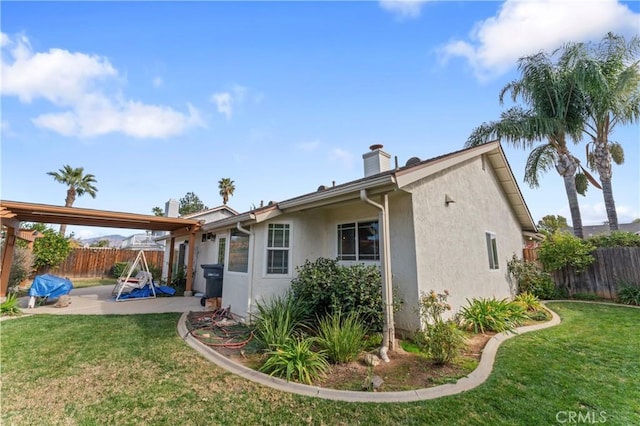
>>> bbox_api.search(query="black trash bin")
[200,264,224,307]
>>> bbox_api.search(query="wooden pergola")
[0,200,202,297]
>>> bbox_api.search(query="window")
[217,237,226,265]
[338,221,379,261]
[266,224,290,274]
[486,232,499,269]
[228,229,249,273]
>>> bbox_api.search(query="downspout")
[360,189,395,360]
[236,222,255,320]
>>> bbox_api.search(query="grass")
[1,302,638,425]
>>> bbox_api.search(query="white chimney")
[363,144,391,177]
[165,199,179,217]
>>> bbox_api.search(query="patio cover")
[0,200,202,297]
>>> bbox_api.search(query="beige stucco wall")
[403,156,523,327]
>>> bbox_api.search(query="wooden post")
[0,226,16,298]
[167,236,175,285]
[185,228,196,294]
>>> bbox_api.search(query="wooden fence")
[539,247,640,299]
[40,248,164,279]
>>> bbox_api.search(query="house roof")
[203,141,537,233]
[0,200,202,233]
[565,222,640,237]
[181,205,239,219]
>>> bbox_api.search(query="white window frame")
[486,232,499,270]
[265,223,292,277]
[337,219,380,262]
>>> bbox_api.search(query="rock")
[54,295,71,308]
[362,375,384,391]
[364,353,381,367]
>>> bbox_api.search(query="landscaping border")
[177,305,561,403]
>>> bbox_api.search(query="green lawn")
[1,302,638,425]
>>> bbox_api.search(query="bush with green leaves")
[315,310,368,364]
[259,338,329,385]
[506,255,556,299]
[588,231,640,248]
[513,292,542,312]
[253,292,308,350]
[111,262,130,278]
[538,232,595,273]
[1,292,22,316]
[617,284,640,306]
[415,290,466,365]
[30,225,72,270]
[9,245,33,288]
[290,258,401,332]
[457,298,527,334]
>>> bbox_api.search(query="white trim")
[263,222,293,279]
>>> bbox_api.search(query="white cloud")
[379,0,430,19]
[296,140,320,152]
[211,92,233,120]
[330,148,355,169]
[210,84,252,120]
[440,0,640,80]
[560,202,639,226]
[152,76,163,87]
[1,32,204,138]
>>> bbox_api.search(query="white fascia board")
[278,175,396,212]
[394,142,500,188]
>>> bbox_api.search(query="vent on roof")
[405,157,421,167]
[317,185,327,191]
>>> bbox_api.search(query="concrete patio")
[15,284,205,315]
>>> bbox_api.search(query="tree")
[179,192,207,215]
[89,240,110,248]
[218,178,236,205]
[466,51,597,239]
[47,165,98,236]
[27,224,72,270]
[151,206,164,216]
[562,33,640,231]
[537,215,568,235]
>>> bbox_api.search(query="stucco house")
[184,141,537,332]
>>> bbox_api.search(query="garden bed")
[185,309,495,392]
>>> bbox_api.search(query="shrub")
[617,285,640,306]
[539,232,595,272]
[253,292,308,350]
[111,262,130,278]
[415,290,466,365]
[588,231,640,248]
[259,338,329,385]
[315,310,368,364]
[513,292,542,312]
[9,245,33,288]
[457,298,527,334]
[506,255,556,299]
[1,292,22,316]
[31,226,72,270]
[290,258,401,332]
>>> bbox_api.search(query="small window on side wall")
[266,223,290,274]
[486,232,499,269]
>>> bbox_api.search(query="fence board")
[545,247,640,299]
[40,248,164,278]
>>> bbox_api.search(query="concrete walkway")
[9,287,563,403]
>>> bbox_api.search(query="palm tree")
[218,178,235,205]
[562,33,640,231]
[466,52,598,239]
[47,165,98,236]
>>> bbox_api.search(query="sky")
[1,0,639,239]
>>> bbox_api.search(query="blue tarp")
[28,274,73,299]
[115,283,176,300]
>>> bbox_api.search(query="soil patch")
[185,310,494,392]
